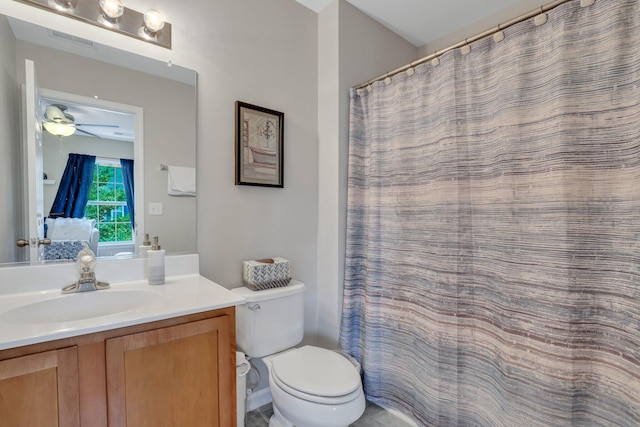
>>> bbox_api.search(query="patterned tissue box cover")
[243,257,291,291]
[44,240,86,260]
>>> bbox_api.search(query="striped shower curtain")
[339,0,640,425]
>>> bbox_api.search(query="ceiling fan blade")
[75,128,102,138]
[76,123,120,128]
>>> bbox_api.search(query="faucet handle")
[61,245,110,293]
[77,244,97,274]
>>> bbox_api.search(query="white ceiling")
[297,0,531,47]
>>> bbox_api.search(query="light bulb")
[49,0,74,12]
[43,122,76,137]
[143,9,165,33]
[99,0,124,19]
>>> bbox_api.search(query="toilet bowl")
[264,346,365,427]
[231,281,365,427]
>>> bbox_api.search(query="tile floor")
[245,400,414,427]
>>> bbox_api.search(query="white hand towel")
[167,165,196,196]
[50,217,94,240]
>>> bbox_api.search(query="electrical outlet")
[149,202,163,215]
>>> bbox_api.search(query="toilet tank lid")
[230,280,305,303]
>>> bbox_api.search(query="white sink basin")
[0,289,161,324]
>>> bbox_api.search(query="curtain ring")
[461,39,471,55]
[431,52,440,67]
[407,62,416,76]
[494,23,505,43]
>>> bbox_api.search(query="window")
[85,159,133,243]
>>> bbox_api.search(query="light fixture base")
[15,0,171,49]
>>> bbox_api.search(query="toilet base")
[269,384,363,427]
[269,403,351,427]
[268,405,293,427]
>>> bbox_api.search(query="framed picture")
[235,101,284,187]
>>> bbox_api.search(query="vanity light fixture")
[15,0,172,49]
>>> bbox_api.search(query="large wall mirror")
[0,14,196,265]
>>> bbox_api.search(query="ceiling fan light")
[43,121,76,137]
[99,0,124,19]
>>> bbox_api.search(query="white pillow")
[49,217,94,241]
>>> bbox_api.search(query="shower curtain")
[339,0,640,425]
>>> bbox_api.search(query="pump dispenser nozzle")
[147,236,165,285]
[152,236,161,250]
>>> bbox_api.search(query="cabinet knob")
[248,304,261,312]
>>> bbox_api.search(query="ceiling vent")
[49,30,96,49]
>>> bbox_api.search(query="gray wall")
[0,15,23,263]
[15,40,196,254]
[193,0,321,340]
[316,1,418,346]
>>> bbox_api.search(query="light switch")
[149,202,163,215]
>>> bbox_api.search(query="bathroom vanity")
[0,255,244,427]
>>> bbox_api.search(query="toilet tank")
[231,280,305,358]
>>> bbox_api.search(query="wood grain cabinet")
[0,347,80,427]
[0,307,236,427]
[106,316,234,427]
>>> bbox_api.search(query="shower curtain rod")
[355,0,591,90]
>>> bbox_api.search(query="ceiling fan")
[43,104,118,138]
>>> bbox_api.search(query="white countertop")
[0,274,245,351]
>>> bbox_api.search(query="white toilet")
[231,280,365,427]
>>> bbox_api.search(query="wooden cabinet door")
[0,347,80,427]
[106,316,234,427]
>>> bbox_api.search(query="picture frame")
[235,101,284,187]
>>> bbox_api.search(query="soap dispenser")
[138,233,152,257]
[147,236,165,285]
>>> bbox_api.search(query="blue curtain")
[49,153,96,218]
[340,0,640,425]
[120,158,135,230]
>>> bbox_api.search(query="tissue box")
[243,257,291,291]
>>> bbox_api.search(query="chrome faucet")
[62,244,110,293]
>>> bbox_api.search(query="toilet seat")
[270,346,362,405]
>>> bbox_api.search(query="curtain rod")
[355,0,593,90]
[94,155,130,163]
